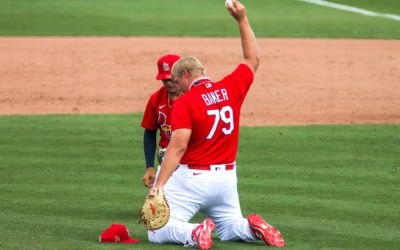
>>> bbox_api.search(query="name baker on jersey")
[201,88,229,106]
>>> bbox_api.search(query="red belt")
[187,163,235,171]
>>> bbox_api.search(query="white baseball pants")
[148,164,256,246]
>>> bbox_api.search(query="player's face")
[162,79,180,94]
[173,76,189,93]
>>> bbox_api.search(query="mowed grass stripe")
[282,219,399,249]
[244,178,398,205]
[4,179,397,220]
[252,191,399,226]
[1,114,399,249]
[279,214,397,240]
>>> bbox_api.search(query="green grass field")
[0,114,399,249]
[0,0,399,38]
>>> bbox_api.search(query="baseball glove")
[140,187,170,230]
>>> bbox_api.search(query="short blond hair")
[171,56,206,78]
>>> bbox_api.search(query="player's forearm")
[143,129,157,168]
[239,17,259,72]
[154,147,183,188]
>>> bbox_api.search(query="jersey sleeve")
[219,63,254,103]
[141,94,158,130]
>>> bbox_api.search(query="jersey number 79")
[206,106,234,139]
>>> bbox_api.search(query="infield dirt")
[0,37,399,126]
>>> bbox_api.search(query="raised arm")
[226,0,259,72]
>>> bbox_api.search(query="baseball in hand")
[225,0,233,8]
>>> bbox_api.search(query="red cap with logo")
[99,224,140,244]
[156,54,181,80]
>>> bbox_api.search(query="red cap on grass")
[156,54,181,80]
[99,224,140,244]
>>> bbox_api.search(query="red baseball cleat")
[247,214,285,247]
[191,218,215,250]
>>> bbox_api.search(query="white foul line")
[298,0,400,22]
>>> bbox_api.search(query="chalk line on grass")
[298,0,400,22]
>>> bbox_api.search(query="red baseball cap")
[99,224,140,244]
[156,54,181,80]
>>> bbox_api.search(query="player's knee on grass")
[215,218,256,242]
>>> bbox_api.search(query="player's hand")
[226,0,247,22]
[142,167,155,187]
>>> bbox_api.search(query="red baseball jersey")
[172,64,254,165]
[141,86,175,148]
